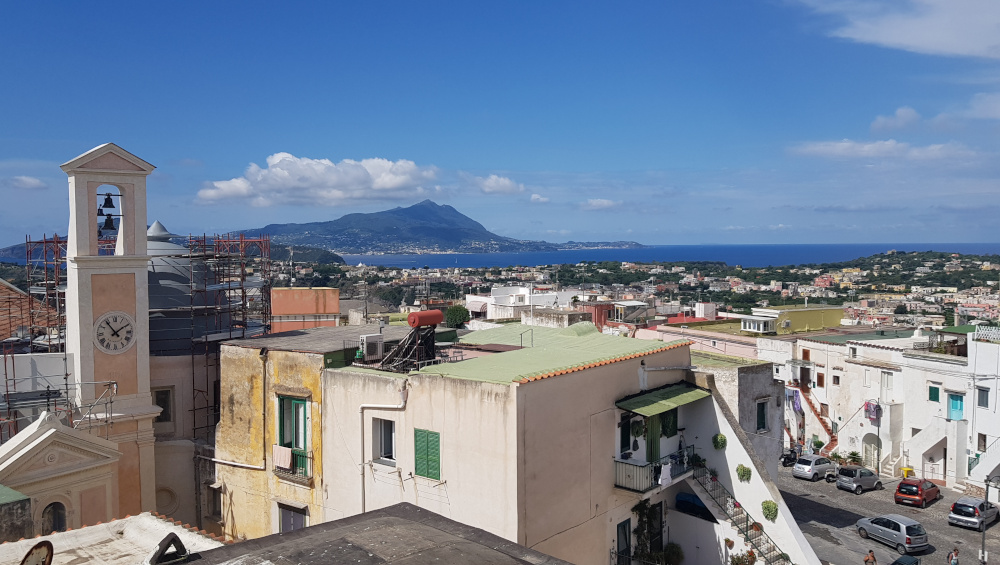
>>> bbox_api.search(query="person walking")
[947,547,959,564]
[862,549,877,564]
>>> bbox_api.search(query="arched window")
[41,501,67,533]
[95,185,123,255]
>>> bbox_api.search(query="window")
[849,347,857,359]
[880,371,892,391]
[978,387,989,409]
[928,385,940,402]
[661,408,678,438]
[755,399,768,432]
[279,396,308,450]
[980,433,988,452]
[863,369,871,387]
[278,504,307,533]
[374,418,395,464]
[153,388,173,423]
[711,340,717,348]
[207,484,222,520]
[41,502,67,533]
[619,414,631,455]
[817,372,825,388]
[833,375,841,386]
[774,366,780,375]
[414,429,441,480]
[802,349,811,361]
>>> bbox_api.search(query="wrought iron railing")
[614,445,695,493]
[273,447,312,481]
[692,467,792,564]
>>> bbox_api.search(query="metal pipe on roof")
[359,380,409,513]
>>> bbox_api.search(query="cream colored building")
[215,322,820,565]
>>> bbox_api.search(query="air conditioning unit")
[360,334,384,359]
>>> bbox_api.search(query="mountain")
[250,200,644,254]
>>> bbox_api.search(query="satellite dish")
[19,541,53,565]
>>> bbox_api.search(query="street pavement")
[777,466,1000,564]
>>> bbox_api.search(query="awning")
[616,383,711,417]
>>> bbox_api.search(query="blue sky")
[2,1,999,246]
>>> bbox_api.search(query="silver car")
[791,454,836,481]
[856,514,929,555]
[949,496,999,532]
[836,464,882,495]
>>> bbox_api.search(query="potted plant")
[761,500,779,522]
[712,433,727,450]
[751,522,763,532]
[778,552,790,563]
[631,420,645,451]
[725,538,734,549]
[736,463,752,483]
[708,467,719,481]
[690,453,706,468]
[730,549,755,565]
[662,542,684,565]
[847,450,862,464]
[813,439,825,452]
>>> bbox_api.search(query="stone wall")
[0,490,32,542]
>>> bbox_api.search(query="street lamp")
[982,474,1000,564]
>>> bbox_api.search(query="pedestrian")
[862,549,877,564]
[947,547,959,565]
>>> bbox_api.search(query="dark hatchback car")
[894,478,941,508]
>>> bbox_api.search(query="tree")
[893,304,908,314]
[445,305,470,328]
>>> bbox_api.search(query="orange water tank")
[408,310,444,327]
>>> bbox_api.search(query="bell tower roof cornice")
[60,143,156,175]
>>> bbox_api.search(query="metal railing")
[970,435,1000,474]
[692,467,792,564]
[614,445,695,493]
[273,448,312,481]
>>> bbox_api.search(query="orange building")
[271,287,342,332]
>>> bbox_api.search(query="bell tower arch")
[61,143,158,515]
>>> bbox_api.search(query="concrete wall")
[520,309,591,328]
[0,495,32,542]
[272,287,341,332]
[215,345,327,540]
[153,440,197,525]
[320,370,521,541]
[657,327,759,359]
[706,363,783,480]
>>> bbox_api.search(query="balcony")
[272,446,313,485]
[614,445,695,493]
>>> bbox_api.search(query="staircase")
[799,391,837,455]
[969,436,1000,485]
[691,467,793,564]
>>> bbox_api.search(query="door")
[279,504,306,533]
[949,394,965,420]
[616,519,631,565]
[799,367,811,391]
[649,502,663,552]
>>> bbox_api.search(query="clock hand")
[112,323,130,336]
[105,320,121,337]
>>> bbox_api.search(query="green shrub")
[712,433,727,450]
[736,463,752,483]
[444,305,470,328]
[761,500,779,522]
[813,439,825,451]
[847,451,862,464]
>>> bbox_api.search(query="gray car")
[837,464,882,494]
[791,454,836,481]
[949,496,999,532]
[856,514,929,555]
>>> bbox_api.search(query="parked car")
[791,454,836,481]
[856,514,929,555]
[949,496,999,532]
[894,478,941,508]
[836,464,882,494]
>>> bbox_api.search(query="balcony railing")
[614,445,695,493]
[273,447,313,483]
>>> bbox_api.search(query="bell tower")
[61,143,158,515]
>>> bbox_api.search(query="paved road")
[777,466,1000,564]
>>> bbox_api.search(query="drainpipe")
[359,380,409,513]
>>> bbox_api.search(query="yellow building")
[735,305,845,336]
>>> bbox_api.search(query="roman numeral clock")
[94,311,137,354]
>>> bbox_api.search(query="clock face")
[94,311,137,354]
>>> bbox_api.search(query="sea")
[342,243,1000,270]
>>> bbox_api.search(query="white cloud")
[791,139,974,159]
[871,107,921,131]
[546,229,571,235]
[768,224,792,231]
[580,198,621,210]
[470,174,525,194]
[962,92,1000,119]
[198,153,438,206]
[530,193,550,203]
[1,175,47,190]
[799,0,1000,59]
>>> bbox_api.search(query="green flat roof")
[415,322,689,384]
[938,325,978,335]
[803,330,915,345]
[0,484,28,505]
[616,383,711,416]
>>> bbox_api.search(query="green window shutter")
[427,431,441,481]
[757,401,767,431]
[414,429,428,478]
[646,415,661,461]
[929,386,940,402]
[662,409,678,438]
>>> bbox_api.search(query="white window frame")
[978,387,990,409]
[373,417,396,465]
[755,398,770,433]
[863,369,871,387]
[880,371,893,391]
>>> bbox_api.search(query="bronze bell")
[102,215,116,231]
[102,193,116,209]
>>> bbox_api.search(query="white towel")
[273,445,293,469]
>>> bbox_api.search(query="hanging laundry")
[793,390,802,413]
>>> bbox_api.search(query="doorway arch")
[41,501,67,533]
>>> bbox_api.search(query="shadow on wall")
[778,490,865,529]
